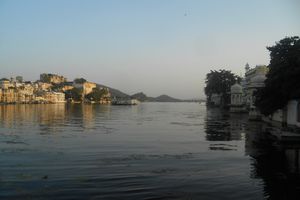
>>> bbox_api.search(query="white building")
[244,65,268,108]
[243,64,269,120]
[230,82,246,113]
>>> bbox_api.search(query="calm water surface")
[0,103,299,199]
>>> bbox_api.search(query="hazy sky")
[0,0,299,99]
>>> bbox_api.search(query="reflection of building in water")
[38,104,66,123]
[0,105,36,128]
[0,101,113,134]
[37,104,66,134]
[0,104,66,133]
[66,104,111,131]
[204,108,247,141]
[245,123,300,199]
[82,104,95,129]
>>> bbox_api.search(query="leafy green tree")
[205,69,241,107]
[85,88,107,101]
[51,83,64,92]
[64,88,82,101]
[74,78,87,84]
[256,36,300,115]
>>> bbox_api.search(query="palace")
[229,64,300,129]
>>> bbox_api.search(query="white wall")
[287,100,300,128]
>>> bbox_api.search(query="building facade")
[244,65,268,108]
[42,92,66,103]
[40,73,67,84]
[230,82,246,113]
[73,81,97,96]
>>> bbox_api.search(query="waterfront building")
[61,82,74,92]
[40,73,67,84]
[83,82,96,95]
[230,82,246,113]
[0,88,17,103]
[0,79,13,89]
[244,64,268,108]
[41,91,66,103]
[16,84,35,103]
[35,82,53,91]
[73,81,96,95]
[243,64,268,120]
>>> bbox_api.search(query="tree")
[74,78,87,84]
[256,36,300,115]
[205,69,241,107]
[64,88,82,101]
[85,88,107,102]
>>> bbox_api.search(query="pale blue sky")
[0,0,299,98]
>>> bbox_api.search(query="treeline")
[204,36,300,115]
[205,69,241,107]
[65,87,109,102]
[255,36,300,115]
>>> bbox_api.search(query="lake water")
[0,103,299,199]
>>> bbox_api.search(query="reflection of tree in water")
[65,104,112,133]
[245,123,300,199]
[0,104,113,135]
[204,108,247,141]
[0,104,67,134]
[0,105,35,128]
[38,104,66,134]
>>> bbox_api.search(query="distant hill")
[131,92,148,101]
[131,92,182,102]
[95,85,185,102]
[96,84,130,98]
[152,95,182,102]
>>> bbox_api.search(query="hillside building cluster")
[0,73,111,104]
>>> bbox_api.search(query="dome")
[231,83,243,94]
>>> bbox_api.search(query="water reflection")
[245,122,300,199]
[205,107,300,199]
[0,104,112,134]
[1,103,300,199]
[205,107,247,141]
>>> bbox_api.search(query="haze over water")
[1,103,299,199]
